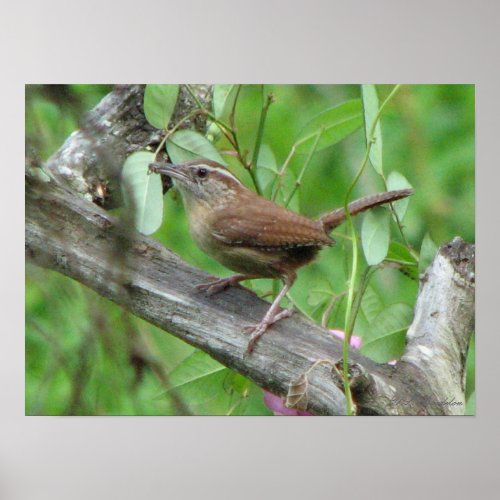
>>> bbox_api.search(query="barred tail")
[319,189,413,233]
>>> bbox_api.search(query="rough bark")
[398,239,475,414]
[25,85,475,415]
[43,84,211,208]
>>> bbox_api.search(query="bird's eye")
[197,167,208,179]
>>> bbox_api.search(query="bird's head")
[149,158,243,209]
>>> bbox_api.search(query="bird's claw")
[244,308,294,354]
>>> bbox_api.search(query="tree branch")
[348,238,474,415]
[25,176,474,415]
[399,238,475,414]
[43,84,212,207]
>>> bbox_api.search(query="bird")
[149,158,413,353]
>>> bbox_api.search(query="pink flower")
[329,329,362,349]
[263,391,312,416]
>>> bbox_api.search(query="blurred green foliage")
[25,84,474,415]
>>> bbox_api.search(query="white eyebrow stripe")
[199,164,242,184]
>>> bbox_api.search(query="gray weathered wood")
[44,84,212,208]
[400,238,475,414]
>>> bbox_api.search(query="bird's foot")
[244,308,294,354]
[195,276,242,296]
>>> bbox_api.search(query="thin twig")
[341,84,402,416]
[321,292,347,329]
[271,144,297,201]
[250,89,275,195]
[381,175,419,261]
[154,109,205,159]
[283,128,323,207]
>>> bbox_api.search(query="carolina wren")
[149,159,412,353]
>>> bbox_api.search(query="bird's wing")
[212,199,333,249]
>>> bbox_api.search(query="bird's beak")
[148,162,187,182]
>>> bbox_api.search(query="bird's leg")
[195,274,255,296]
[245,273,296,353]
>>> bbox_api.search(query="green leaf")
[256,144,278,198]
[419,233,438,273]
[166,130,227,165]
[256,145,299,211]
[276,167,300,212]
[307,290,331,308]
[213,84,235,118]
[361,303,413,363]
[387,171,413,220]
[360,286,384,323]
[168,350,226,390]
[361,84,383,175]
[387,241,418,280]
[177,369,231,409]
[295,100,363,154]
[206,122,223,144]
[121,151,163,235]
[223,371,250,395]
[239,384,273,416]
[361,208,390,265]
[164,350,227,407]
[144,84,179,129]
[234,85,263,159]
[224,376,273,416]
[387,241,417,266]
[361,330,406,363]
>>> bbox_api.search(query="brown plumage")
[149,159,413,353]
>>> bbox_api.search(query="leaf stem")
[381,175,419,261]
[154,109,203,159]
[229,85,242,132]
[250,88,275,195]
[321,292,346,329]
[184,84,263,193]
[184,84,205,108]
[283,128,323,208]
[184,85,233,136]
[342,84,401,416]
[271,144,296,201]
